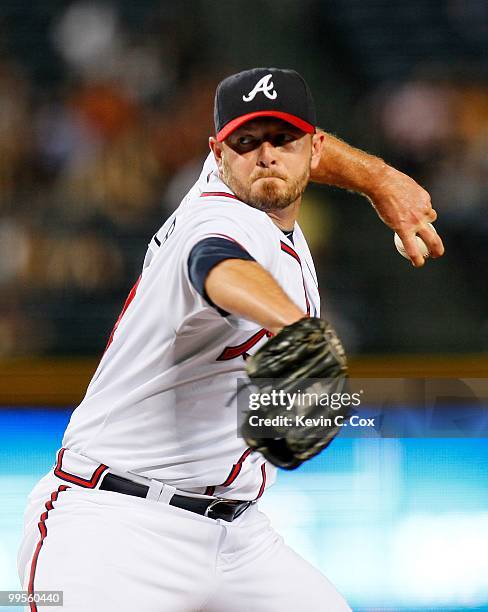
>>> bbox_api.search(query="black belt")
[99,473,252,522]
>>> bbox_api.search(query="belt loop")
[159,483,176,504]
[146,480,164,501]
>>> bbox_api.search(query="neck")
[266,199,300,231]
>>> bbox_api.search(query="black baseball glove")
[241,317,350,470]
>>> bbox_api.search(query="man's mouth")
[253,175,285,182]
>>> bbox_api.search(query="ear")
[209,137,224,172]
[310,131,325,171]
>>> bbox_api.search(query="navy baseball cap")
[214,67,316,142]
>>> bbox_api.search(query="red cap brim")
[216,111,315,142]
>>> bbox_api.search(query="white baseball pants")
[18,470,350,612]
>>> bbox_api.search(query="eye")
[238,136,257,146]
[273,133,296,146]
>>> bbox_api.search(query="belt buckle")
[204,498,252,522]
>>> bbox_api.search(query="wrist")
[269,311,306,336]
[363,159,395,201]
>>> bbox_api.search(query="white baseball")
[394,223,435,260]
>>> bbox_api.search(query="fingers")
[397,192,444,266]
[405,194,444,263]
[418,192,438,224]
[397,223,445,267]
[397,232,427,267]
[417,223,445,259]
[367,164,445,266]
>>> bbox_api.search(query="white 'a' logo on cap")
[242,74,277,102]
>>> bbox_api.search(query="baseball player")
[18,68,443,612]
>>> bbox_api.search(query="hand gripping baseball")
[241,317,350,470]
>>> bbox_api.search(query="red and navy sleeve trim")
[188,237,255,317]
[53,448,108,489]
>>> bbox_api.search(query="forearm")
[310,130,444,266]
[205,259,305,334]
[310,130,387,198]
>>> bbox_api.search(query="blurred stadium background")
[0,1,487,610]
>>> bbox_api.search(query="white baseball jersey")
[62,152,320,501]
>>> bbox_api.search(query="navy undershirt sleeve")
[188,237,256,315]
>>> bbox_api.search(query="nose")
[256,141,277,168]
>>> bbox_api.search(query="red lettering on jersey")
[104,275,142,352]
[217,328,273,361]
[217,241,312,361]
